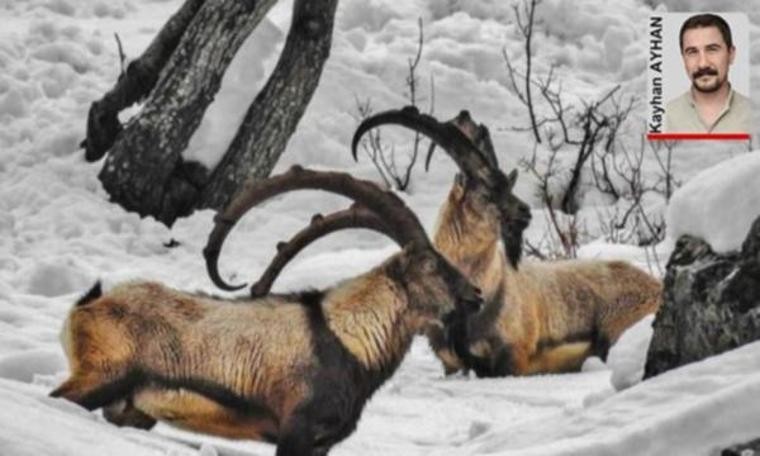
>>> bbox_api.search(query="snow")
[0,379,198,456]
[607,315,655,392]
[666,151,760,253]
[1,0,760,455]
[455,340,760,456]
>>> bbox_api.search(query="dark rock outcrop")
[722,437,760,456]
[644,215,760,378]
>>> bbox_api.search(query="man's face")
[681,25,735,93]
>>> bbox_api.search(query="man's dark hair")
[679,13,733,52]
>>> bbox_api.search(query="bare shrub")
[353,18,434,191]
[505,0,681,256]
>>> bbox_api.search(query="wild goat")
[352,106,663,377]
[50,166,482,455]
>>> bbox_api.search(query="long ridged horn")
[423,112,499,171]
[204,166,429,291]
[351,107,531,268]
[249,204,395,297]
[352,106,499,187]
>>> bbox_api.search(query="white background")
[661,12,751,102]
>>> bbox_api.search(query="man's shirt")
[665,88,751,133]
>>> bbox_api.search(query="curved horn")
[424,140,437,172]
[249,204,395,297]
[352,107,531,269]
[204,165,430,291]
[475,123,499,169]
[423,118,498,172]
[352,106,499,186]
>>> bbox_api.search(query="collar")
[687,83,736,132]
[688,83,735,112]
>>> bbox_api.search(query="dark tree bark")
[98,0,278,225]
[82,0,206,162]
[97,0,344,226]
[200,0,339,209]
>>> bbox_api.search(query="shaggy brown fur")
[351,106,661,376]
[349,106,662,377]
[53,246,479,455]
[52,167,483,456]
[431,165,662,377]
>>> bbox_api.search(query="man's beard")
[691,67,725,93]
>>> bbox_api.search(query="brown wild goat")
[352,107,663,377]
[51,166,482,456]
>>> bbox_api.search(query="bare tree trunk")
[200,0,339,209]
[82,0,206,162]
[98,0,277,225]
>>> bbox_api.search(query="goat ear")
[452,173,468,198]
[507,169,518,189]
[399,244,416,267]
[407,246,436,274]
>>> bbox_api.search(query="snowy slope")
[1,0,760,455]
[666,152,760,253]
[456,339,760,456]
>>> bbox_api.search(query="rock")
[722,437,760,456]
[645,215,760,378]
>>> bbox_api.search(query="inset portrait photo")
[647,12,750,140]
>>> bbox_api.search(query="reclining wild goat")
[220,109,662,379]
[350,106,663,377]
[50,166,482,456]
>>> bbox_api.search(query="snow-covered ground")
[1,0,760,455]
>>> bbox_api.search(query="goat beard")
[501,223,524,268]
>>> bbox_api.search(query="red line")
[647,133,751,141]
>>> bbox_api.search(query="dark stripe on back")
[293,290,325,310]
